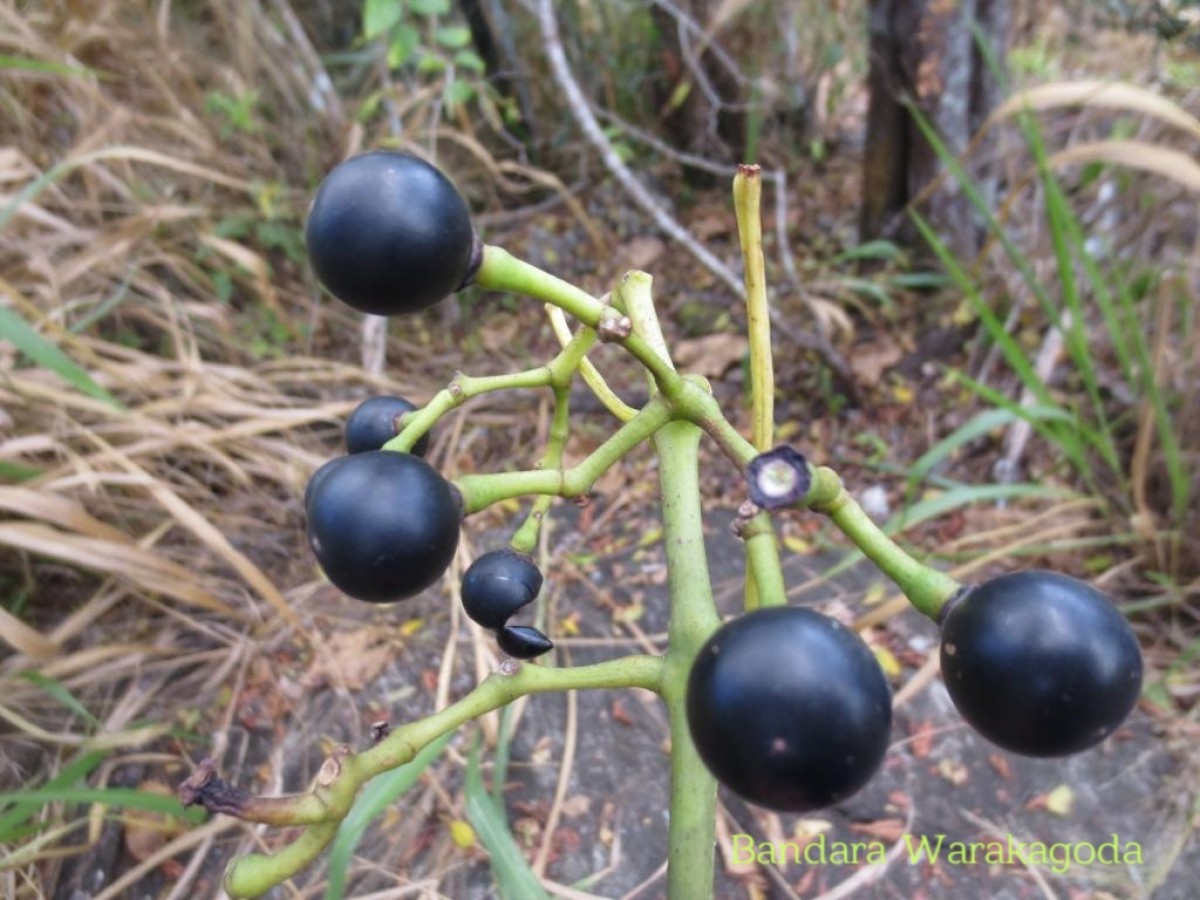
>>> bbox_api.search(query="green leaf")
[325,733,451,900]
[435,26,472,49]
[387,25,420,68]
[409,0,450,14]
[444,78,475,109]
[417,52,447,74]
[465,736,548,900]
[454,49,486,73]
[0,307,124,409]
[834,239,902,264]
[363,0,403,40]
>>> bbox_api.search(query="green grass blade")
[910,212,1056,410]
[465,735,549,900]
[0,749,109,842]
[1023,113,1124,483]
[888,482,1074,533]
[0,461,43,482]
[0,54,99,78]
[906,99,1064,330]
[0,787,203,822]
[17,670,103,729]
[906,408,1019,492]
[0,308,124,409]
[491,705,515,810]
[323,732,452,900]
[834,239,903,264]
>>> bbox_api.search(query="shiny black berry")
[345,395,430,457]
[304,454,349,513]
[686,607,892,812]
[305,450,461,603]
[306,151,477,316]
[461,548,542,629]
[939,570,1142,757]
[497,625,554,660]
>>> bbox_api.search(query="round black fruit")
[306,450,460,603]
[304,454,350,514]
[305,151,476,316]
[461,549,542,629]
[686,606,892,812]
[345,395,430,457]
[939,570,1142,757]
[496,625,554,660]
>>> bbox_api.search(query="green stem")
[617,270,673,393]
[475,245,686,400]
[454,396,674,513]
[803,466,962,619]
[733,165,774,452]
[734,165,774,612]
[653,421,720,900]
[224,823,339,899]
[510,382,571,554]
[740,510,786,609]
[384,326,598,454]
[222,656,664,897]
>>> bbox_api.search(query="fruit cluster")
[300,149,1143,819]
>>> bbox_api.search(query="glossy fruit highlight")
[461,548,542,629]
[496,624,554,660]
[686,607,892,812]
[305,450,460,603]
[306,151,476,316]
[345,395,430,457]
[939,570,1142,757]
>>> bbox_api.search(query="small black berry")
[346,395,430,457]
[461,549,542,629]
[496,625,553,660]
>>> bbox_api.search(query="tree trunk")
[860,0,1011,259]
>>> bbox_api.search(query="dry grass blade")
[992,80,1200,142]
[1046,140,1200,191]
[0,522,247,622]
[0,604,60,660]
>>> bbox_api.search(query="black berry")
[686,606,892,812]
[939,570,1142,757]
[461,548,542,629]
[306,151,477,316]
[305,450,460,603]
[346,395,430,457]
[496,625,553,660]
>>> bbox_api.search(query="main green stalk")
[654,420,721,900]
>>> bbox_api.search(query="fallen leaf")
[673,333,749,378]
[302,627,397,691]
[850,818,906,842]
[909,720,935,759]
[850,335,904,386]
[936,758,969,786]
[560,795,592,818]
[987,753,1012,780]
[449,818,476,848]
[620,236,665,270]
[122,781,185,863]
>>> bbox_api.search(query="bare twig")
[534,0,857,399]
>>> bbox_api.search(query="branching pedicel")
[180,151,1143,899]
